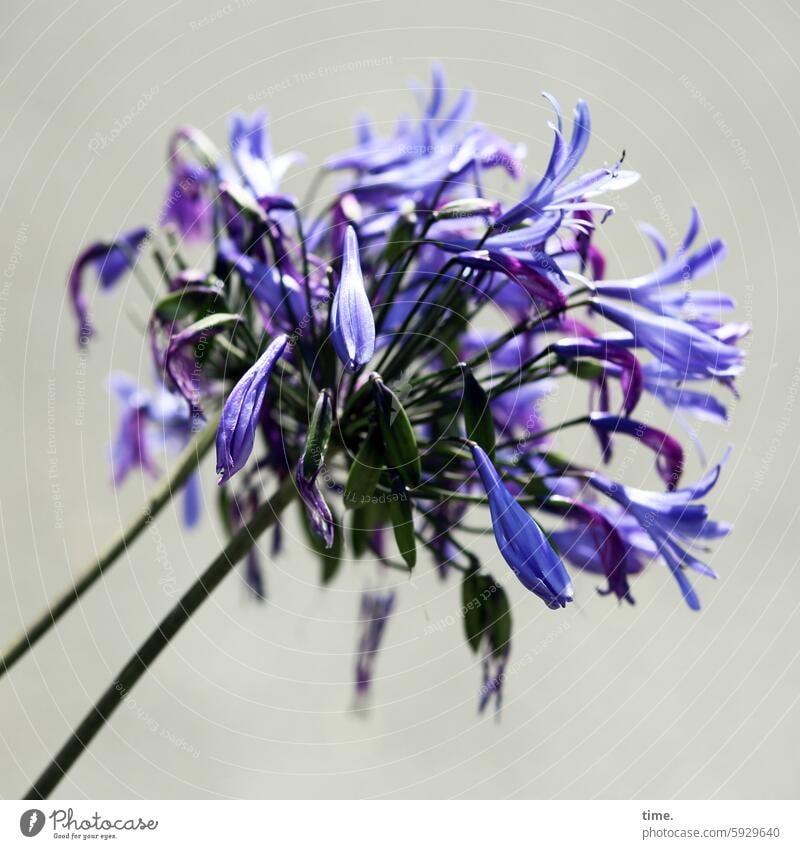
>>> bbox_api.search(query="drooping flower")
[474,576,513,714]
[471,443,573,609]
[642,362,728,462]
[551,336,644,414]
[216,334,288,483]
[549,502,653,604]
[589,412,685,490]
[586,454,732,610]
[295,467,335,548]
[331,226,375,373]
[479,645,509,714]
[355,590,395,699]
[68,227,149,343]
[163,313,242,411]
[295,390,335,547]
[456,248,568,314]
[109,374,201,527]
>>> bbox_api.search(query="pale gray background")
[0,0,798,799]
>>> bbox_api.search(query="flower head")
[68,66,746,713]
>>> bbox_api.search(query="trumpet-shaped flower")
[591,299,745,380]
[587,454,731,610]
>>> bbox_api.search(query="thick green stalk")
[0,413,220,680]
[25,472,298,800]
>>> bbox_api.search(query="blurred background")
[1,0,798,799]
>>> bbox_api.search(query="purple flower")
[216,334,288,483]
[472,444,573,609]
[161,161,212,242]
[592,223,730,320]
[181,469,201,528]
[326,66,481,178]
[110,381,158,485]
[68,227,149,343]
[457,248,568,314]
[433,213,563,255]
[551,336,644,414]
[496,96,590,228]
[355,590,395,698]
[586,454,731,610]
[352,127,522,203]
[328,67,520,206]
[331,226,375,372]
[295,465,335,548]
[589,412,685,490]
[229,110,303,202]
[165,314,241,411]
[643,362,728,424]
[218,238,307,327]
[109,374,201,527]
[550,503,653,603]
[591,299,745,381]
[493,381,556,439]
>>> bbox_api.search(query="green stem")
[466,297,594,371]
[300,167,329,211]
[293,207,317,347]
[373,257,461,375]
[372,217,437,335]
[494,415,591,449]
[25,472,298,800]
[0,414,220,681]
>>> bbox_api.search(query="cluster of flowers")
[69,67,746,711]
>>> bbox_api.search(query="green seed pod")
[372,376,422,487]
[301,389,333,480]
